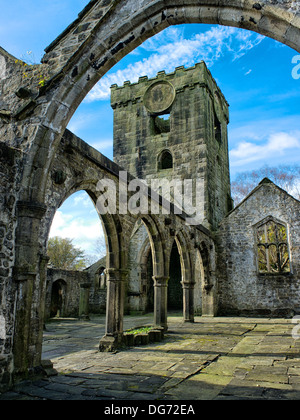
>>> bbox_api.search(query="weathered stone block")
[99,335,118,352]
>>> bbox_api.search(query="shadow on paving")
[1,315,300,400]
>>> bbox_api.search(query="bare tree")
[94,236,107,258]
[231,164,300,205]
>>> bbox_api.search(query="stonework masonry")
[0,0,300,391]
[112,62,231,230]
[216,180,300,317]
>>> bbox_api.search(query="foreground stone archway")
[13,0,300,208]
[0,0,299,390]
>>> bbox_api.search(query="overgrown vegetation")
[15,51,49,89]
[124,326,153,335]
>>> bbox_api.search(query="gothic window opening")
[158,149,173,170]
[256,218,291,274]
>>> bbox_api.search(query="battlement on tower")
[112,60,232,230]
[111,61,229,122]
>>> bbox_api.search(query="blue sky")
[1,1,299,260]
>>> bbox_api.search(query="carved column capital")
[152,276,169,287]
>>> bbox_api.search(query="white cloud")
[73,194,93,207]
[230,131,300,167]
[86,26,264,102]
[67,109,102,134]
[90,139,113,150]
[49,210,105,255]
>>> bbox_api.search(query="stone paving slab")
[1,315,300,400]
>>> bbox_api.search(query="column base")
[184,318,195,323]
[99,334,122,352]
[78,315,90,321]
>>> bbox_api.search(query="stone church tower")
[111,62,233,230]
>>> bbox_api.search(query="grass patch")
[124,326,153,335]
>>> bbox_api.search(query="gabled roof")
[225,177,300,219]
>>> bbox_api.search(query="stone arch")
[139,240,154,313]
[174,229,194,322]
[127,221,154,313]
[45,181,129,347]
[45,181,123,272]
[8,0,300,384]
[139,215,166,278]
[168,239,183,312]
[137,214,168,329]
[158,149,173,171]
[50,279,67,318]
[21,0,300,206]
[174,230,193,285]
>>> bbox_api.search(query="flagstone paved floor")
[2,314,300,400]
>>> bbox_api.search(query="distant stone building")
[45,258,107,320]
[216,178,300,317]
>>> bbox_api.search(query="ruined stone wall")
[89,285,107,315]
[0,47,51,153]
[0,143,20,390]
[45,268,90,319]
[216,181,300,317]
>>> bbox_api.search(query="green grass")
[124,326,153,335]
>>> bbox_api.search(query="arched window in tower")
[256,217,291,274]
[158,150,173,170]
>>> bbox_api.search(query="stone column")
[99,268,127,352]
[182,282,195,323]
[34,253,50,367]
[202,284,215,316]
[13,200,47,378]
[202,270,217,317]
[153,276,169,331]
[79,283,91,320]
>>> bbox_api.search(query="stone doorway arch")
[168,240,183,312]
[50,279,67,318]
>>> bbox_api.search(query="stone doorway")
[168,241,183,312]
[50,280,67,318]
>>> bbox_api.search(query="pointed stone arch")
[139,215,169,330]
[174,229,194,322]
[20,0,300,207]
